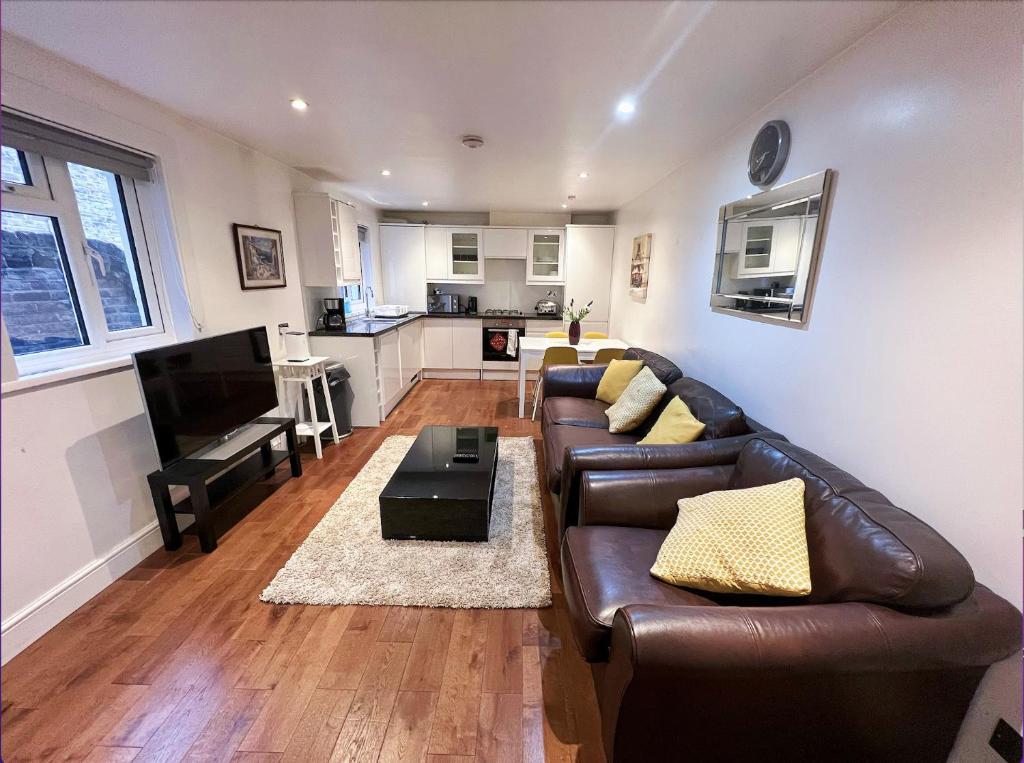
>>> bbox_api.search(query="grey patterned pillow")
[605,366,667,433]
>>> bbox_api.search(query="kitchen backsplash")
[428,259,564,312]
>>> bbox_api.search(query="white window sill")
[1,355,134,396]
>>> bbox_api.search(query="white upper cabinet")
[424,226,448,281]
[526,228,565,284]
[380,224,428,312]
[734,218,802,278]
[483,227,528,259]
[445,227,485,282]
[294,192,361,286]
[564,225,614,322]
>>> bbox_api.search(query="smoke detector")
[461,134,484,149]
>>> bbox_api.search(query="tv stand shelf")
[147,417,302,553]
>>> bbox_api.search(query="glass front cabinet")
[446,227,485,282]
[526,228,565,284]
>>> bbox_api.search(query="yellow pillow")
[637,397,706,445]
[595,359,643,404]
[651,478,811,597]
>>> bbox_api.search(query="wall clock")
[747,120,790,188]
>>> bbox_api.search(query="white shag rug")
[260,435,551,608]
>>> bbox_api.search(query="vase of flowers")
[562,299,593,346]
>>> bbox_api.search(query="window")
[341,225,375,317]
[2,145,168,375]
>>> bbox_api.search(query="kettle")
[535,291,560,315]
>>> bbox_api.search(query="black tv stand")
[146,416,302,553]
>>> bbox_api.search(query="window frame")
[2,149,173,376]
[2,146,53,201]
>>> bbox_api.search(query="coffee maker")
[319,297,347,332]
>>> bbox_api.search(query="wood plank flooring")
[1,380,606,763]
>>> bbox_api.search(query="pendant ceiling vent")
[461,135,484,149]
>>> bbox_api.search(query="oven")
[482,319,526,363]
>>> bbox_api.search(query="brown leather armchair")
[560,438,1021,762]
[541,349,785,538]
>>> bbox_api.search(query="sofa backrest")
[730,438,975,609]
[622,348,683,385]
[667,377,749,439]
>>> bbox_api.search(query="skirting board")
[0,515,188,664]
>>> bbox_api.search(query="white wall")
[610,1,1022,609]
[0,33,374,661]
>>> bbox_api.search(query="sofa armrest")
[556,431,784,538]
[577,467,734,530]
[596,587,1021,761]
[541,363,607,399]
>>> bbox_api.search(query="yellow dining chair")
[533,346,579,420]
[583,331,609,339]
[545,330,569,338]
[592,347,626,365]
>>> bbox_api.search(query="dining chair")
[583,331,609,339]
[533,346,579,420]
[591,347,626,364]
[545,330,569,338]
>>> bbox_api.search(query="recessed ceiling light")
[380,169,391,176]
[421,201,430,207]
[578,171,589,179]
[561,203,568,209]
[616,99,636,116]
[290,98,308,111]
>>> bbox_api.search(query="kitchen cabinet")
[424,226,448,281]
[564,225,614,322]
[380,224,428,311]
[720,219,744,254]
[377,330,403,410]
[293,192,362,286]
[398,321,422,384]
[422,318,454,368]
[446,227,485,282]
[734,218,802,278]
[526,228,565,284]
[451,319,483,369]
[483,227,528,259]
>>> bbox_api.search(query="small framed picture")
[233,224,286,290]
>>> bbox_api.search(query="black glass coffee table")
[380,426,499,542]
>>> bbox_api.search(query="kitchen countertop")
[308,311,563,338]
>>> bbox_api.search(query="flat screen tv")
[133,326,278,468]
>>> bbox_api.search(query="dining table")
[517,336,629,418]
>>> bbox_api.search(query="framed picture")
[233,223,286,290]
[629,232,653,302]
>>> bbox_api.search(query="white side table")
[273,356,340,459]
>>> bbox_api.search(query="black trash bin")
[310,363,354,440]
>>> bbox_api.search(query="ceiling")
[2,1,901,212]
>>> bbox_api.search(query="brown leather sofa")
[560,437,1022,762]
[541,348,784,537]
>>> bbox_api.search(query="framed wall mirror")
[710,170,834,327]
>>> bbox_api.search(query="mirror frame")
[710,169,835,329]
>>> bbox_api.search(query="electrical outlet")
[989,718,1022,763]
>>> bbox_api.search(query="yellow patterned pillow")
[651,478,811,597]
[637,396,706,445]
[595,359,643,404]
[605,366,667,433]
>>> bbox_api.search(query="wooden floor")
[1,380,607,763]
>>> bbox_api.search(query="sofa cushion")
[667,377,748,439]
[562,526,722,661]
[651,477,812,597]
[637,396,706,445]
[606,367,667,433]
[622,348,684,385]
[543,397,611,428]
[542,424,639,493]
[595,359,643,404]
[730,438,976,609]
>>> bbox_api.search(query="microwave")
[428,294,461,313]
